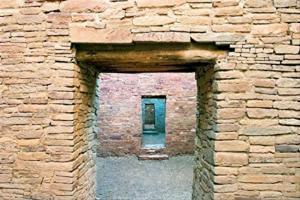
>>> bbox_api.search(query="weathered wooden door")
[142,97,166,148]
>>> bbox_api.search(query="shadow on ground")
[96,155,194,200]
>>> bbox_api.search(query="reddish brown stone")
[133,32,190,43]
[60,0,107,13]
[70,27,133,44]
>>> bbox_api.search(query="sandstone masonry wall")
[98,73,196,156]
[0,0,299,199]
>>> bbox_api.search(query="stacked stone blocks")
[0,0,299,199]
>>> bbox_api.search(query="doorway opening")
[96,71,197,199]
[141,96,166,149]
[73,43,227,199]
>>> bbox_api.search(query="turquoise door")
[142,97,166,149]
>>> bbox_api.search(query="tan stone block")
[240,126,293,136]
[228,16,252,24]
[214,6,243,16]
[191,33,246,42]
[215,183,238,192]
[44,139,74,146]
[213,0,240,7]
[174,8,210,16]
[212,24,251,32]
[215,80,251,93]
[251,24,288,36]
[46,126,74,134]
[278,88,300,95]
[217,100,245,108]
[215,152,248,166]
[247,108,277,119]
[215,124,239,132]
[245,0,272,8]
[214,175,236,184]
[215,132,239,140]
[133,32,191,43]
[215,141,250,152]
[279,110,300,119]
[239,175,283,183]
[290,23,300,33]
[250,145,275,153]
[17,139,40,147]
[133,16,175,26]
[249,136,275,145]
[0,0,18,9]
[275,134,300,144]
[217,108,245,119]
[42,2,60,13]
[260,191,283,199]
[273,101,300,110]
[247,100,273,108]
[136,0,177,7]
[215,167,238,175]
[252,79,275,88]
[18,105,48,113]
[282,14,300,23]
[275,45,300,54]
[214,193,235,200]
[177,16,211,25]
[260,164,294,174]
[60,0,107,12]
[0,173,12,183]
[18,152,47,161]
[278,122,298,131]
[239,183,296,191]
[70,27,133,44]
[215,71,243,79]
[49,91,74,100]
[52,114,74,121]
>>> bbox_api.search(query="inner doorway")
[142,96,166,149]
[74,42,227,200]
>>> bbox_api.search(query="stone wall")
[98,73,196,156]
[193,65,216,200]
[0,0,299,199]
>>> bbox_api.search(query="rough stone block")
[240,126,293,136]
[274,45,300,54]
[60,0,107,12]
[214,6,243,16]
[247,108,277,119]
[0,0,18,9]
[191,33,246,42]
[217,108,245,119]
[245,0,272,8]
[239,175,283,183]
[133,16,175,26]
[133,32,191,43]
[251,24,288,36]
[274,0,297,7]
[136,0,177,7]
[215,141,250,152]
[215,152,249,166]
[275,145,299,153]
[70,27,133,44]
[177,16,211,25]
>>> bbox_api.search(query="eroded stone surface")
[70,27,133,43]
[1,0,300,200]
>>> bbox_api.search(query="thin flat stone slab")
[60,0,107,12]
[191,33,246,43]
[138,154,169,160]
[70,27,133,44]
[133,32,191,43]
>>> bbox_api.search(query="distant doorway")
[142,96,166,149]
